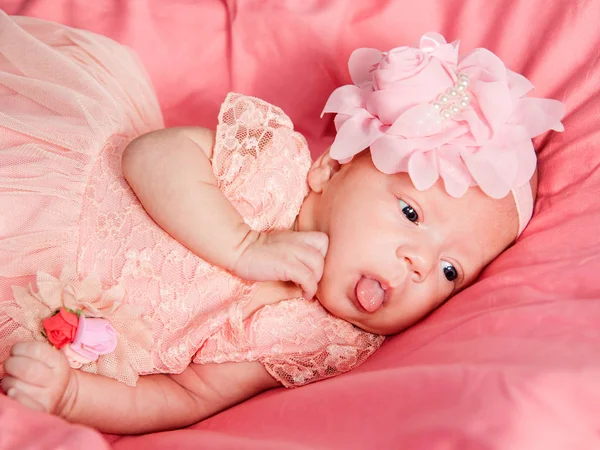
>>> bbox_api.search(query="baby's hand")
[233,230,329,299]
[1,341,76,415]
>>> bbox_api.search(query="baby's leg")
[2,342,278,434]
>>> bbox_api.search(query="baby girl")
[0,13,564,434]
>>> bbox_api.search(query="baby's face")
[311,151,518,335]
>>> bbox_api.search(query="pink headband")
[322,32,565,237]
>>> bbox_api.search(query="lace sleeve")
[253,299,385,387]
[211,93,312,232]
[193,298,385,388]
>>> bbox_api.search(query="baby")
[0,13,563,434]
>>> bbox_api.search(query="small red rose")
[42,308,79,349]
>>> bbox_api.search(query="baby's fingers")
[2,380,46,412]
[3,355,53,387]
[293,245,325,289]
[11,341,62,369]
[295,231,329,258]
[281,260,317,300]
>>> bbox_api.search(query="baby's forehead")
[364,163,519,238]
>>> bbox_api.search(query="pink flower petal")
[387,104,444,138]
[461,145,516,198]
[489,147,520,187]
[458,108,491,142]
[472,80,514,134]
[440,170,470,198]
[348,48,382,87]
[321,85,363,117]
[441,177,469,198]
[506,69,534,98]
[509,97,566,137]
[431,44,460,71]
[375,122,471,174]
[62,344,91,369]
[405,122,471,148]
[334,113,351,131]
[438,146,474,198]
[365,61,454,124]
[459,48,508,83]
[71,316,118,361]
[329,110,383,162]
[421,32,459,69]
[419,32,448,52]
[408,151,439,190]
[370,135,417,174]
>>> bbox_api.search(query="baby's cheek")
[401,284,447,327]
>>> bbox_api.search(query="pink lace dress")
[0,13,384,387]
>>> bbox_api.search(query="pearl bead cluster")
[432,73,471,119]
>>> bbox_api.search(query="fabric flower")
[7,267,153,385]
[31,266,124,317]
[42,308,79,349]
[322,32,565,199]
[69,315,118,361]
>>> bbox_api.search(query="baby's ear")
[307,148,341,193]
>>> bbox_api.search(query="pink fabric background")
[0,0,599,449]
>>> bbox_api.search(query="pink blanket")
[1,1,599,449]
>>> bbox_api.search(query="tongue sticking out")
[356,277,385,312]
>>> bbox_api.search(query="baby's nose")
[396,245,436,283]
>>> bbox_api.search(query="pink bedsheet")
[1,1,599,449]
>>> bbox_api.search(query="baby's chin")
[314,285,441,335]
[314,288,385,335]
[314,286,355,323]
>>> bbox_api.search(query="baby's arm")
[122,127,248,273]
[2,342,278,434]
[122,127,328,298]
[66,361,277,433]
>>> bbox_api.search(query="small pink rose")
[69,315,117,362]
[373,47,428,90]
[345,38,457,126]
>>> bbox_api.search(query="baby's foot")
[1,341,77,415]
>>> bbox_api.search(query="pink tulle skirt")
[0,12,163,377]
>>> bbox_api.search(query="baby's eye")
[399,199,418,223]
[441,260,458,282]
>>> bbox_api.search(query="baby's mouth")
[355,276,386,312]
